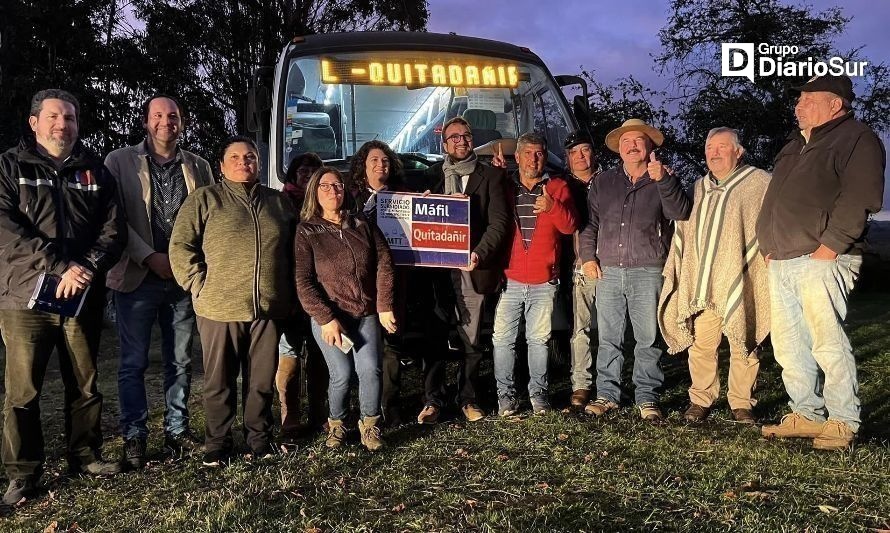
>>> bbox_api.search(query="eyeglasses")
[318,182,345,192]
[445,133,473,144]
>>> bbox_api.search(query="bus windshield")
[279,50,574,175]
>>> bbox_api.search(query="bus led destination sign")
[320,58,519,88]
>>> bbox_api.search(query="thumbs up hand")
[533,185,554,214]
[647,151,665,182]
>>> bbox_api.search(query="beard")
[40,131,75,152]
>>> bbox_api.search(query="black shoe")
[202,449,231,467]
[3,477,37,506]
[247,443,280,461]
[164,430,204,455]
[77,458,122,476]
[123,438,147,470]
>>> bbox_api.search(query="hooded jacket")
[0,137,126,309]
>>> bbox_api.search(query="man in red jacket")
[493,132,577,416]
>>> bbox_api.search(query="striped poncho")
[658,165,771,355]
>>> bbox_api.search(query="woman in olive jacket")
[294,167,395,451]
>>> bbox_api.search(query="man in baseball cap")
[757,74,885,449]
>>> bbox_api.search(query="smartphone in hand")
[338,333,354,354]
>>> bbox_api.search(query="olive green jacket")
[170,179,297,322]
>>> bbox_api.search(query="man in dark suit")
[415,116,511,424]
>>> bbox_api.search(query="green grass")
[0,289,888,532]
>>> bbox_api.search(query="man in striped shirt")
[493,132,577,416]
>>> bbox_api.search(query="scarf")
[442,152,478,194]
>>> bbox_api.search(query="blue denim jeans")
[594,266,665,405]
[311,314,382,420]
[492,279,558,402]
[115,274,195,439]
[768,254,862,431]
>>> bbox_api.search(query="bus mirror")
[246,86,271,133]
[573,94,591,126]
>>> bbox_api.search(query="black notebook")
[27,272,90,317]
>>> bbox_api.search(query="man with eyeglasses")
[415,116,511,424]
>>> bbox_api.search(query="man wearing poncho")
[658,127,771,424]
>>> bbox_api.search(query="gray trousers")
[570,271,598,391]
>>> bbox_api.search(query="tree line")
[0,0,886,181]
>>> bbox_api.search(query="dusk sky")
[428,0,889,211]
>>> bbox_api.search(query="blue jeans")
[492,279,558,401]
[311,314,382,420]
[594,266,665,405]
[768,254,862,431]
[115,274,195,439]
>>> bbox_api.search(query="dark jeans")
[196,317,279,453]
[443,270,486,407]
[0,293,106,479]
[114,274,195,439]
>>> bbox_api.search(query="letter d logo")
[722,43,755,82]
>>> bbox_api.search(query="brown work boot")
[813,420,855,450]
[570,389,590,408]
[684,403,711,423]
[731,408,756,425]
[325,419,346,449]
[585,397,619,417]
[276,356,302,440]
[761,413,824,439]
[462,404,485,422]
[416,404,440,425]
[359,416,385,451]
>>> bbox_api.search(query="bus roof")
[284,31,548,67]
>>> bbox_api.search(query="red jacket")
[504,176,577,284]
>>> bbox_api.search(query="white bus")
[247,31,591,188]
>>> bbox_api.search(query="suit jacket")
[105,140,213,292]
[428,160,512,294]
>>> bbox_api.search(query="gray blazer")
[105,140,213,292]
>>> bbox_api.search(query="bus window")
[276,50,575,178]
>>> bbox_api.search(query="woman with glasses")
[170,136,298,465]
[294,167,396,451]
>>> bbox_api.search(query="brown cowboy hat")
[605,118,665,153]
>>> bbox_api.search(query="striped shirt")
[514,173,550,248]
[148,152,187,253]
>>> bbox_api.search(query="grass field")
[0,262,888,531]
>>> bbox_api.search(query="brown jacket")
[295,214,394,325]
[105,141,213,292]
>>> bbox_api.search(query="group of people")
[0,73,884,507]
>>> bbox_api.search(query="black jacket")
[428,160,512,294]
[580,167,691,268]
[0,137,126,308]
[756,112,886,259]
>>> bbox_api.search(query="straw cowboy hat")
[605,118,665,153]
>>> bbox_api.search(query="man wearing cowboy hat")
[579,118,691,421]
[756,74,885,450]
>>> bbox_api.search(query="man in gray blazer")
[105,95,213,469]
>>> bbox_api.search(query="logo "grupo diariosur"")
[721,43,868,82]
